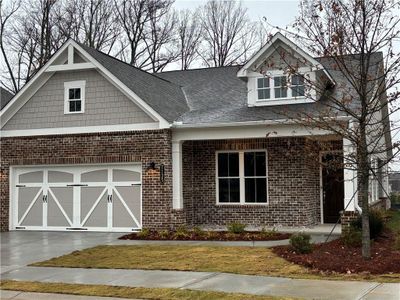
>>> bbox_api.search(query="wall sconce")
[146,162,165,184]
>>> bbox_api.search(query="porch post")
[172,140,183,209]
[343,137,358,211]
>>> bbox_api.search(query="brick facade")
[0,130,177,231]
[182,137,343,227]
[1,132,343,232]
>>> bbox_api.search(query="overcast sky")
[174,0,400,172]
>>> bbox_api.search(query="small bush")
[351,209,384,239]
[260,227,276,239]
[204,231,219,240]
[137,228,150,238]
[173,225,190,239]
[342,226,362,247]
[192,226,204,236]
[159,230,170,239]
[227,222,246,234]
[394,233,400,250]
[289,233,312,254]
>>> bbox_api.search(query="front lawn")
[0,280,297,300]
[31,244,399,282]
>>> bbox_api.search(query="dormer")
[238,33,334,106]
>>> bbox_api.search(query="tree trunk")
[358,126,371,259]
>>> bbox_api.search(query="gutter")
[171,115,352,129]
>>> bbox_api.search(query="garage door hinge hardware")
[66,184,89,187]
[107,195,113,203]
[131,183,141,186]
[16,184,26,187]
[42,195,48,203]
[67,227,88,230]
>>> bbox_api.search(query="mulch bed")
[119,230,291,241]
[273,231,400,274]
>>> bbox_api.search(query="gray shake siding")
[2,70,154,130]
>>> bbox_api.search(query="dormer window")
[64,81,86,114]
[256,74,305,102]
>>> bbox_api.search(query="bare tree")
[199,0,257,67]
[263,0,400,259]
[0,0,21,93]
[176,9,202,70]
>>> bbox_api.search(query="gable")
[2,69,154,131]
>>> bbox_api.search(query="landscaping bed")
[273,230,400,274]
[119,228,291,241]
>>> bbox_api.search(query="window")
[256,74,305,101]
[217,151,268,204]
[257,78,270,100]
[64,81,85,114]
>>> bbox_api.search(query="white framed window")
[64,80,86,114]
[256,74,305,101]
[216,150,268,205]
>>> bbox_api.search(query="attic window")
[64,81,86,114]
[257,74,305,101]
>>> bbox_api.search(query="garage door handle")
[107,195,113,203]
[66,184,89,187]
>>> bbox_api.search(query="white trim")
[1,122,160,137]
[237,32,335,84]
[46,62,96,72]
[64,80,86,114]
[68,44,74,64]
[172,141,183,209]
[215,150,269,205]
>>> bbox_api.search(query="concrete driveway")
[0,231,122,274]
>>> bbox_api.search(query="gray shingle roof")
[78,43,189,122]
[157,54,382,125]
[1,87,14,110]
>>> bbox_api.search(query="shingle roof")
[78,43,189,122]
[157,54,382,125]
[1,87,14,110]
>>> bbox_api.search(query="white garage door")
[11,164,142,232]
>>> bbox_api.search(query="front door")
[322,153,344,223]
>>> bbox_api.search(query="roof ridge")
[159,65,242,74]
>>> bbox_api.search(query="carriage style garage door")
[11,164,142,232]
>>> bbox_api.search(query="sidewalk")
[1,266,399,300]
[1,290,138,300]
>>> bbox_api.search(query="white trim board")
[1,123,160,137]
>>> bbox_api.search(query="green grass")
[0,280,298,300]
[386,210,400,232]
[30,245,400,283]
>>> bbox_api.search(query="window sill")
[252,97,315,106]
[216,203,269,207]
[64,111,84,115]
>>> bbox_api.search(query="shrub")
[351,209,384,239]
[192,226,204,236]
[159,230,170,240]
[173,225,190,239]
[342,226,362,247]
[137,228,150,238]
[289,233,312,254]
[394,232,400,250]
[204,231,219,240]
[227,222,246,234]
[260,227,276,239]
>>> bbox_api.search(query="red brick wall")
[0,130,176,231]
[182,137,342,227]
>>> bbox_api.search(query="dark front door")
[322,153,344,223]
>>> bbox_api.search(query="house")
[0,33,391,232]
[390,173,400,193]
[1,87,14,110]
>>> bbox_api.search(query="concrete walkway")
[1,290,138,300]
[1,266,399,300]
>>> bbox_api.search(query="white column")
[68,44,74,65]
[343,137,358,211]
[172,140,183,209]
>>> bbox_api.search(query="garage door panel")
[81,169,108,182]
[48,171,73,183]
[19,171,43,183]
[47,188,73,227]
[113,186,140,228]
[17,187,42,221]
[20,191,43,226]
[82,193,108,227]
[113,169,140,182]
